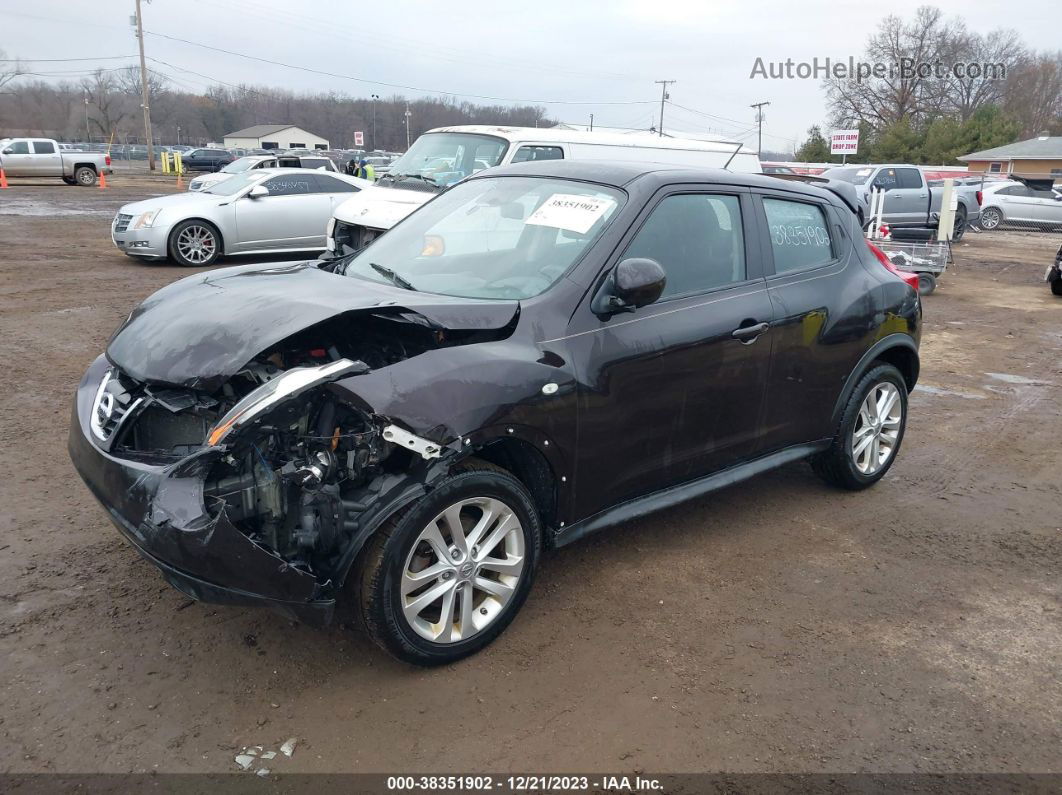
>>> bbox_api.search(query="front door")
[874,167,926,226]
[568,188,774,519]
[0,140,32,176]
[233,174,331,250]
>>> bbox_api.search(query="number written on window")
[763,198,833,273]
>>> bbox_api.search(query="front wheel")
[355,461,541,666]
[168,220,221,267]
[1051,278,1062,296]
[812,363,908,490]
[917,272,937,295]
[952,208,967,241]
[980,207,1002,230]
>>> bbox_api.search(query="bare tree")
[1003,51,1062,136]
[825,6,952,129]
[80,69,130,141]
[942,26,1026,121]
[0,48,24,93]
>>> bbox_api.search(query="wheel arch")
[831,335,919,427]
[72,161,99,173]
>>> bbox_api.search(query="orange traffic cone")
[0,168,8,189]
[175,171,183,189]
[98,170,107,189]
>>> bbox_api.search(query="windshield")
[221,157,260,174]
[823,167,873,185]
[344,176,624,300]
[384,133,508,188]
[204,172,262,196]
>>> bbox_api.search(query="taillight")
[105,155,111,166]
[867,240,920,292]
[976,190,982,206]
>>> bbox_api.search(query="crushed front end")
[68,312,465,624]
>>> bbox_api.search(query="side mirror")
[247,185,269,199]
[593,258,667,315]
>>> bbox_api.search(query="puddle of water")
[984,372,1053,386]
[913,384,987,400]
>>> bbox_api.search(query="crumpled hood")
[106,261,519,391]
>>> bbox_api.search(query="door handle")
[731,321,769,341]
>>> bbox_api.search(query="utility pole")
[403,103,411,151]
[654,80,675,137]
[370,93,379,152]
[750,101,770,158]
[134,0,155,170]
[83,93,90,142]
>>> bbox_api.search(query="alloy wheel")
[176,225,217,264]
[851,382,903,475]
[980,208,1001,230]
[400,497,525,644]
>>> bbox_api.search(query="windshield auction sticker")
[526,194,615,234]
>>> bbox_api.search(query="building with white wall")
[223,125,329,150]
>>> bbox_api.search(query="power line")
[0,55,138,63]
[140,29,656,107]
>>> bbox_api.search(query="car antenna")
[723,142,743,171]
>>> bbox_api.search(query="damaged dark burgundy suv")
[69,161,920,665]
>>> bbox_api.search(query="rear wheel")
[980,207,1002,230]
[168,220,221,267]
[917,272,937,295]
[74,166,97,186]
[952,207,967,241]
[812,363,908,490]
[355,461,541,666]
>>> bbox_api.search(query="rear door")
[754,190,880,451]
[31,140,62,175]
[568,186,774,516]
[233,174,331,250]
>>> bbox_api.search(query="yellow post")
[161,151,171,174]
[174,152,183,175]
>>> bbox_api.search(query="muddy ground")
[0,173,1059,776]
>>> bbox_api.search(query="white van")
[325,125,761,255]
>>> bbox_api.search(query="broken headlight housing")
[207,358,363,447]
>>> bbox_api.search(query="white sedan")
[979,181,1062,231]
[112,168,372,267]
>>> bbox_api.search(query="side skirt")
[553,441,829,549]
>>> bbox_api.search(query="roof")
[479,160,842,205]
[959,136,1062,162]
[224,124,298,139]
[424,125,756,156]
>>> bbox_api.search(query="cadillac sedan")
[111,168,371,267]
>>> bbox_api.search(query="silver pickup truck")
[821,164,982,240]
[0,137,113,186]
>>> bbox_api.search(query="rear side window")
[511,145,564,163]
[763,198,834,274]
[624,193,746,299]
[32,140,56,154]
[315,175,358,193]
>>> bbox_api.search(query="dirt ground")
[0,173,1059,776]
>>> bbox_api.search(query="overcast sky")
[3,0,1058,151]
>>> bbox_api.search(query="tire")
[952,208,967,241]
[74,166,97,186]
[167,219,222,267]
[917,272,937,295]
[62,176,77,186]
[355,460,541,666]
[1051,278,1062,297]
[812,363,908,490]
[980,207,1002,230]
